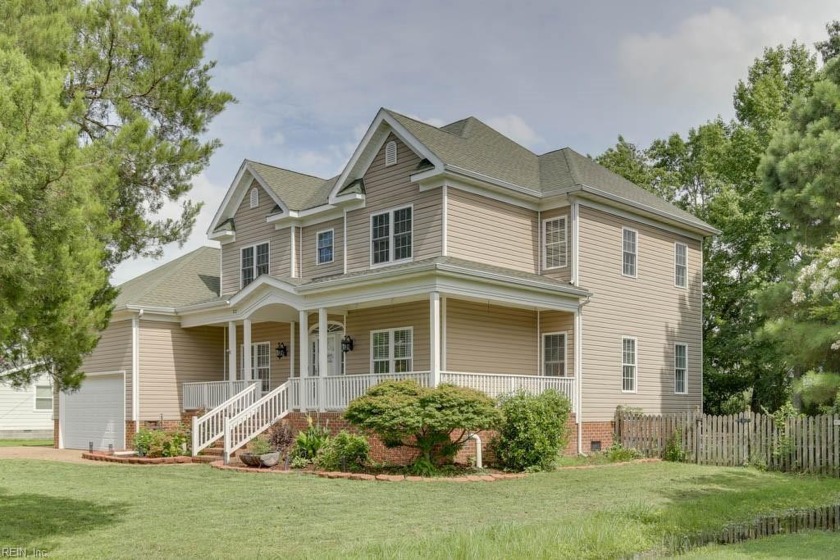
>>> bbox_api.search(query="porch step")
[198,446,238,458]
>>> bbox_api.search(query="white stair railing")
[191,382,258,456]
[223,380,291,464]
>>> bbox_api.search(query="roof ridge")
[560,147,583,185]
[246,159,327,181]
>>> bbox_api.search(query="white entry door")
[309,333,343,376]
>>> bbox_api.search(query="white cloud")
[485,115,543,150]
[617,2,835,113]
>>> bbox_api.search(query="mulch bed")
[82,452,211,465]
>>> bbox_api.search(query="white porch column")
[430,292,441,387]
[289,321,296,379]
[227,321,237,381]
[243,318,252,382]
[299,311,309,412]
[318,307,328,412]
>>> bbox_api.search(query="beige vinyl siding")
[540,207,572,283]
[78,319,133,421]
[345,301,430,374]
[578,206,702,421]
[139,322,223,420]
[446,299,538,375]
[539,311,575,377]
[447,189,538,273]
[236,322,294,390]
[301,218,343,278]
[221,179,289,295]
[345,134,442,272]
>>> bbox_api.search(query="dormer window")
[385,141,397,166]
[249,187,259,209]
[241,242,269,288]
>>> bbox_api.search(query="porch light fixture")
[275,342,288,360]
[341,335,354,353]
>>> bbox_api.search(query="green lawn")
[0,460,839,559]
[0,439,52,447]
[680,530,840,559]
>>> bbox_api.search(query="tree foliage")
[0,0,232,389]
[344,380,501,467]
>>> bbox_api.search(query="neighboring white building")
[0,373,54,439]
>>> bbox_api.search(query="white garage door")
[62,373,125,450]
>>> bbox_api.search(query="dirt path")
[0,447,107,464]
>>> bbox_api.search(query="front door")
[309,333,342,376]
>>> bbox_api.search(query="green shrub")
[315,431,370,472]
[135,426,189,458]
[345,380,500,468]
[662,430,685,462]
[293,416,330,460]
[605,442,641,462]
[290,455,309,469]
[491,390,571,472]
[248,437,271,455]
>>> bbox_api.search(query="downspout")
[468,433,483,469]
[132,310,143,434]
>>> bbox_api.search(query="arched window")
[385,140,397,166]
[249,187,259,209]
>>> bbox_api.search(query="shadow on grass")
[0,491,127,549]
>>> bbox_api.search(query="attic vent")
[385,140,397,166]
[249,187,259,209]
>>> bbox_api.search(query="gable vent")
[385,140,397,166]
[249,187,259,209]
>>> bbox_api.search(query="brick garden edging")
[82,452,212,465]
[209,460,527,482]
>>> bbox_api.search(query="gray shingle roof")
[115,247,220,309]
[247,160,337,211]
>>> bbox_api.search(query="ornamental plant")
[315,431,370,472]
[492,389,571,471]
[344,380,500,468]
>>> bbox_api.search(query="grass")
[0,460,839,559]
[680,530,840,559]
[0,439,52,447]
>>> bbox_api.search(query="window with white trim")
[241,342,271,392]
[317,229,334,265]
[249,187,259,209]
[543,217,568,269]
[385,140,397,166]
[371,206,412,265]
[35,384,52,411]
[622,228,637,277]
[543,333,567,377]
[674,344,687,394]
[241,242,269,287]
[622,337,637,392]
[674,243,687,288]
[371,328,413,373]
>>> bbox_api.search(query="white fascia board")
[208,230,235,242]
[444,165,542,198]
[435,263,591,298]
[328,109,444,203]
[537,193,572,211]
[267,205,345,228]
[123,304,177,315]
[207,160,291,236]
[425,177,540,211]
[207,160,248,236]
[226,275,301,308]
[575,187,718,237]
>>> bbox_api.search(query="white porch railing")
[191,382,258,456]
[223,380,291,463]
[289,371,432,411]
[441,371,577,411]
[183,380,256,410]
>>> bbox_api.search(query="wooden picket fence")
[615,410,840,475]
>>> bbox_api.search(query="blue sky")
[112,0,838,283]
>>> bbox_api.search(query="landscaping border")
[82,452,212,465]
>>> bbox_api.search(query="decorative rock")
[349,473,376,481]
[405,476,424,482]
[480,475,496,482]
[375,474,405,482]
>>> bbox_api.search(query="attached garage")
[60,373,125,450]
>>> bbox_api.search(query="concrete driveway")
[0,446,104,464]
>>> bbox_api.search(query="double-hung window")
[674,243,687,288]
[622,337,637,392]
[241,342,271,393]
[543,333,567,377]
[241,242,269,288]
[622,228,637,277]
[543,217,568,269]
[317,230,334,265]
[371,328,413,373]
[371,206,412,265]
[35,384,52,411]
[674,344,687,394]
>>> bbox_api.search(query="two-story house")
[54,109,716,459]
